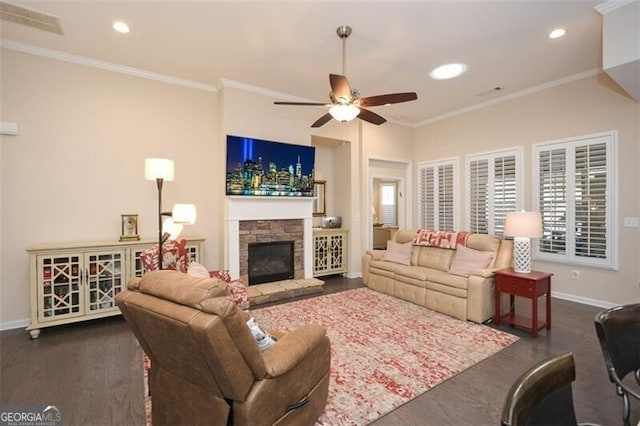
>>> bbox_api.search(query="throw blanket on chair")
[412,229,470,249]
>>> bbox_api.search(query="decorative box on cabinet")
[26,237,204,339]
[313,228,348,277]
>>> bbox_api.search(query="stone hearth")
[248,278,324,305]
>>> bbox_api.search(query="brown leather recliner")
[115,270,331,426]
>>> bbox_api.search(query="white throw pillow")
[382,240,412,266]
[448,245,494,277]
[186,261,209,278]
[246,317,276,352]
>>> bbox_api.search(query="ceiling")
[0,1,604,126]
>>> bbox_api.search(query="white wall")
[0,49,218,326]
[414,73,640,306]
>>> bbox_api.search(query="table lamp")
[504,211,542,273]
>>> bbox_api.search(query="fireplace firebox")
[248,241,294,285]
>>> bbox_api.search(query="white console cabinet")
[25,237,204,338]
[312,229,348,277]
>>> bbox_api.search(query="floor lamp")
[145,158,197,270]
[505,211,543,274]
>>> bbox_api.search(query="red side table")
[494,268,553,338]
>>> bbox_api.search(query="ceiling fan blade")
[274,101,328,106]
[359,92,418,108]
[329,74,352,102]
[311,113,333,128]
[357,108,387,125]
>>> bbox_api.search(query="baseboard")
[1,318,30,331]
[346,272,362,279]
[551,291,618,309]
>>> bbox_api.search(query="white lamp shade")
[172,203,196,224]
[329,104,360,122]
[504,211,542,238]
[162,217,183,240]
[145,158,175,181]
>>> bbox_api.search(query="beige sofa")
[362,230,513,323]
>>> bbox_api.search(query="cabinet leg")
[29,329,41,339]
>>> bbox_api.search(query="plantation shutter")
[574,143,607,259]
[538,148,567,255]
[469,159,489,233]
[419,166,435,229]
[493,155,517,236]
[438,165,454,231]
[380,183,396,225]
[466,149,520,236]
[419,160,456,231]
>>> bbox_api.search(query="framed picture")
[120,214,140,241]
[313,181,326,216]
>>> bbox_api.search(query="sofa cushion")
[382,240,412,265]
[465,234,502,268]
[370,259,413,277]
[414,246,455,272]
[449,245,494,277]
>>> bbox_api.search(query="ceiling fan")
[274,25,418,128]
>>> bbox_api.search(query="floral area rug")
[252,288,519,425]
[143,287,518,425]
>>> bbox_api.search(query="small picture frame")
[120,214,140,241]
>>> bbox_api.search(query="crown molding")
[594,0,637,15]
[416,68,601,127]
[0,39,217,93]
[219,78,314,103]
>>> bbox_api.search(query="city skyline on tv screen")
[226,135,315,196]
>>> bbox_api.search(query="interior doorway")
[367,158,411,249]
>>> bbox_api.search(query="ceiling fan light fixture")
[329,104,360,122]
[430,63,467,80]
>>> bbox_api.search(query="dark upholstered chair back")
[501,352,578,426]
[595,303,640,426]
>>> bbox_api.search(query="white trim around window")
[532,131,618,270]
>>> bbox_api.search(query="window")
[380,182,397,226]
[533,132,617,269]
[465,148,522,236]
[418,158,458,231]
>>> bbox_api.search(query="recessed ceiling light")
[548,28,566,39]
[430,63,467,80]
[112,21,130,34]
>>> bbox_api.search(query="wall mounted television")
[226,135,315,197]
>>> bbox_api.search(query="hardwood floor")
[1,276,635,425]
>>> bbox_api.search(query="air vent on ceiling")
[476,87,504,97]
[0,1,63,35]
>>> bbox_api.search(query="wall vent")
[0,1,63,35]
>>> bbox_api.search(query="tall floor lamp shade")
[505,211,543,273]
[145,158,175,270]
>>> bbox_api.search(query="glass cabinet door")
[38,254,83,322]
[85,250,124,313]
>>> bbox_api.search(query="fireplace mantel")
[225,196,314,280]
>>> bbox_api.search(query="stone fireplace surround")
[240,220,302,284]
[225,196,314,281]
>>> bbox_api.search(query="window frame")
[465,147,523,236]
[417,157,460,231]
[532,131,618,270]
